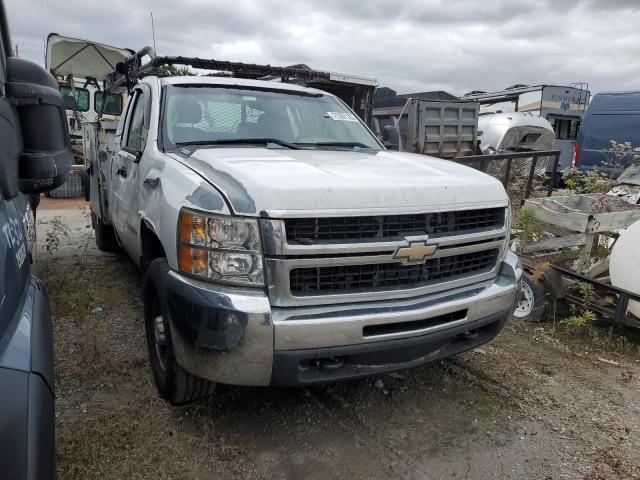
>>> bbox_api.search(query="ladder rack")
[105,46,331,91]
[569,82,590,112]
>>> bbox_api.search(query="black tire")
[143,258,215,405]
[513,272,550,323]
[92,214,119,252]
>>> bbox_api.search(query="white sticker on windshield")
[326,112,359,122]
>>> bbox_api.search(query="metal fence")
[47,167,85,198]
[453,150,561,207]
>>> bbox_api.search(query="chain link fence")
[453,150,561,208]
[47,167,85,198]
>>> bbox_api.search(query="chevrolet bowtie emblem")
[394,241,438,262]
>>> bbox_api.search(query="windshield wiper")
[297,141,372,149]
[175,138,300,150]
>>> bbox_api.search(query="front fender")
[137,151,231,271]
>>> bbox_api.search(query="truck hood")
[169,148,508,216]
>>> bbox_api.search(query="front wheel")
[143,258,215,405]
[513,272,550,323]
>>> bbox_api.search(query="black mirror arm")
[121,147,143,162]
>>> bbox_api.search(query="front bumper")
[165,251,522,386]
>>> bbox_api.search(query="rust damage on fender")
[179,156,257,215]
[185,182,225,211]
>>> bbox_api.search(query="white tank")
[610,219,640,318]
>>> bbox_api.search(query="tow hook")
[316,356,347,371]
[458,329,479,340]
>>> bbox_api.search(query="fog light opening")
[301,356,348,371]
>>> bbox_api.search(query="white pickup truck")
[87,64,522,404]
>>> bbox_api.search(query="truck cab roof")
[155,75,330,97]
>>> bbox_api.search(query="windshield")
[162,85,381,151]
[59,85,90,112]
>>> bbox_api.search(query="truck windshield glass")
[59,86,89,112]
[94,91,123,115]
[163,85,381,151]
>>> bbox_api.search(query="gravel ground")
[34,198,640,480]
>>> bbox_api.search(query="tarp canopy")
[46,33,133,81]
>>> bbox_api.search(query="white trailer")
[464,84,590,169]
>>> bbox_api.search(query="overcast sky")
[5,0,640,96]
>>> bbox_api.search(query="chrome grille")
[284,208,505,243]
[289,249,499,296]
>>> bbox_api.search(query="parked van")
[575,91,640,174]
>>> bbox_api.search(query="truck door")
[111,85,150,257]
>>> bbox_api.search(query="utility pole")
[150,12,157,53]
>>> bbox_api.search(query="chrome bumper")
[165,251,522,386]
[164,272,274,386]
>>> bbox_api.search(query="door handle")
[116,167,128,178]
[143,177,160,188]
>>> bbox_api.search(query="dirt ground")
[34,198,640,480]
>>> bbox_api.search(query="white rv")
[477,112,555,154]
[464,84,590,168]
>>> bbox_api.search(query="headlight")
[178,209,264,286]
[503,202,512,259]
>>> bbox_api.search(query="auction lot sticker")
[326,112,359,122]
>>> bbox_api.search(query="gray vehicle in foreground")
[0,1,72,477]
[88,56,522,404]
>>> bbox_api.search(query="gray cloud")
[5,0,640,96]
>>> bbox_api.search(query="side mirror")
[95,92,123,116]
[6,57,72,193]
[382,124,400,150]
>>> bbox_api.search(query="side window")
[126,90,149,151]
[115,93,135,140]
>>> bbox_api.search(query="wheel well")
[140,221,166,272]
